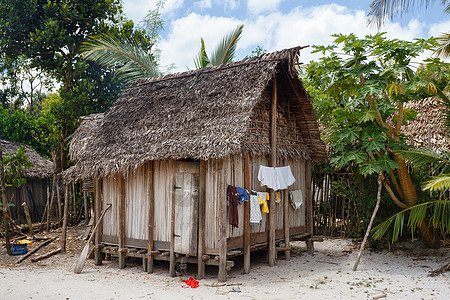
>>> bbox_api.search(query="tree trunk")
[0,149,12,255]
[393,155,440,248]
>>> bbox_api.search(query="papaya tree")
[304,33,449,248]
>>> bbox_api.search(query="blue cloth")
[236,187,249,204]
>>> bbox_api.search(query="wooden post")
[60,184,69,252]
[283,161,290,260]
[243,153,251,273]
[268,75,277,267]
[197,160,206,279]
[21,202,34,235]
[169,160,176,277]
[47,179,56,229]
[147,162,155,273]
[83,190,88,222]
[305,160,314,254]
[119,175,126,269]
[56,177,62,221]
[218,160,228,282]
[94,177,102,265]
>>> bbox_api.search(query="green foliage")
[245,46,268,58]
[194,25,244,69]
[2,146,32,188]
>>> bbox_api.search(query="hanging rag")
[257,192,270,214]
[257,165,296,191]
[276,191,281,203]
[249,191,262,225]
[236,187,249,204]
[289,190,303,210]
[227,185,239,228]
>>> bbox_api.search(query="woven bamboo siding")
[153,160,173,243]
[102,175,120,237]
[124,164,149,240]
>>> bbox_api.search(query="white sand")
[1,238,449,300]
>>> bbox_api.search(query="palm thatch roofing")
[0,139,53,178]
[403,97,449,152]
[66,46,327,180]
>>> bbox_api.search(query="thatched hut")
[403,97,449,152]
[66,46,327,281]
[1,139,53,223]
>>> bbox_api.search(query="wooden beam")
[147,161,155,273]
[94,177,102,265]
[119,175,126,269]
[169,160,176,277]
[218,160,228,282]
[197,160,206,279]
[283,162,291,260]
[268,75,277,267]
[60,184,69,253]
[243,153,251,274]
[305,159,314,254]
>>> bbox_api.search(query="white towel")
[289,190,303,210]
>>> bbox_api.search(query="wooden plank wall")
[153,160,173,243]
[102,174,120,237]
[125,164,149,240]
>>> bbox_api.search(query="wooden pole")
[119,175,126,269]
[268,75,277,267]
[305,160,314,254]
[56,177,62,221]
[94,177,103,265]
[243,153,251,273]
[283,160,290,260]
[83,190,88,222]
[47,178,56,229]
[60,184,69,252]
[0,148,11,255]
[147,162,155,273]
[218,160,228,282]
[72,182,76,220]
[197,160,206,279]
[169,160,176,277]
[21,202,34,235]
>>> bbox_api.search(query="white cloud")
[121,0,184,24]
[429,19,450,37]
[247,0,282,15]
[194,0,212,9]
[219,0,239,11]
[158,3,437,72]
[159,13,241,71]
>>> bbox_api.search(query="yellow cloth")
[17,239,32,245]
[258,192,270,213]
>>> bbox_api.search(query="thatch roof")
[0,139,53,178]
[403,97,449,152]
[66,46,327,180]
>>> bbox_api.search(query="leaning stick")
[31,247,61,262]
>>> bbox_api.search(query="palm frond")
[372,200,449,242]
[210,24,244,66]
[81,33,161,83]
[422,174,450,190]
[368,0,448,27]
[193,38,211,69]
[395,148,445,167]
[435,32,450,58]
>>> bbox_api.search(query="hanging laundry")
[236,187,249,204]
[249,191,262,225]
[276,191,282,203]
[257,192,270,214]
[289,190,303,210]
[257,165,295,191]
[227,185,239,227]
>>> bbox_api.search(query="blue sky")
[121,0,450,72]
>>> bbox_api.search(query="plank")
[243,153,251,274]
[119,176,126,269]
[147,161,155,273]
[197,160,206,279]
[169,159,176,277]
[268,75,277,267]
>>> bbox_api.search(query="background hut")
[1,139,53,223]
[66,46,327,281]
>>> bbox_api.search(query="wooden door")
[174,161,199,256]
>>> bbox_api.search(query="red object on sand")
[182,277,199,288]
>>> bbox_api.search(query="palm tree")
[368,0,450,57]
[81,32,161,83]
[193,25,244,69]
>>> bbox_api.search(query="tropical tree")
[304,33,448,248]
[193,25,244,69]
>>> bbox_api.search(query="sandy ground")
[1,226,449,300]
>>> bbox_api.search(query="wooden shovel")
[74,204,111,274]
